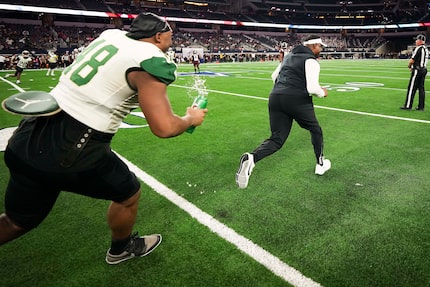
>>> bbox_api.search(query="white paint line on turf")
[171,84,430,124]
[0,75,25,91]
[116,152,322,287]
[2,74,319,286]
[315,105,430,124]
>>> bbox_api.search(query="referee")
[401,34,429,111]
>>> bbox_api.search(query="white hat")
[303,37,327,47]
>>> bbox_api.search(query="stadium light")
[0,3,427,31]
[184,1,209,6]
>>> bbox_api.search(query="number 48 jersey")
[50,29,177,134]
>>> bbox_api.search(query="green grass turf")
[0,59,429,287]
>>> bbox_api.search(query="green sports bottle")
[186,94,208,134]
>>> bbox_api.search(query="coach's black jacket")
[272,45,316,97]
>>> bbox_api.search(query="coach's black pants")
[252,91,324,164]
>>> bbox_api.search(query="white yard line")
[116,153,323,287]
[316,106,430,124]
[170,84,430,124]
[0,75,25,92]
[1,76,321,286]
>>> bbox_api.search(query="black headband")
[126,12,172,40]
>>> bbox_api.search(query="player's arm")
[305,59,327,97]
[128,70,207,138]
[409,47,421,68]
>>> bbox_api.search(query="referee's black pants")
[252,91,324,164]
[404,67,427,109]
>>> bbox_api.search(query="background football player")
[4,50,32,84]
[46,50,58,77]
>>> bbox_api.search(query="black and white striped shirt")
[411,44,429,69]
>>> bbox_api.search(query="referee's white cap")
[415,34,426,42]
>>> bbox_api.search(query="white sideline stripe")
[1,73,319,286]
[0,75,24,91]
[116,153,322,287]
[315,105,430,124]
[171,84,430,124]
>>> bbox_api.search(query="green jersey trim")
[141,57,176,85]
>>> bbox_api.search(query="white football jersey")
[48,53,58,63]
[166,49,175,62]
[50,29,177,133]
[62,53,71,61]
[17,55,32,69]
[192,54,200,62]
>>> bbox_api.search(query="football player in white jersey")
[61,50,71,67]
[71,46,85,62]
[46,50,58,76]
[4,50,32,84]
[279,42,288,62]
[1,13,208,265]
[166,47,175,63]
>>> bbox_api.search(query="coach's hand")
[322,88,328,97]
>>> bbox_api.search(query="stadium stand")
[0,0,428,63]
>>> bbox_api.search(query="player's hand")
[186,106,208,127]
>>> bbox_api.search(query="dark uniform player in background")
[192,50,200,73]
[400,34,428,111]
[236,35,330,189]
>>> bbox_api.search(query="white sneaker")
[4,74,10,78]
[236,153,255,188]
[16,80,20,84]
[315,159,331,175]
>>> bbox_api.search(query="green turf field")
[0,59,429,287]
